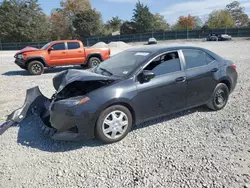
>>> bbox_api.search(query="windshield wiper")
[99,67,113,76]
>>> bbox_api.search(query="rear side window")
[206,54,215,64]
[182,49,207,69]
[67,42,80,50]
[52,43,65,50]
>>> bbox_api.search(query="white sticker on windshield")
[135,52,150,56]
[123,71,129,74]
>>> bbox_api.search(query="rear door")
[181,49,219,107]
[64,42,86,65]
[48,42,67,65]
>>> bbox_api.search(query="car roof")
[126,45,211,53]
[125,45,224,62]
[52,40,80,43]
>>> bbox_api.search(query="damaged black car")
[0,46,238,144]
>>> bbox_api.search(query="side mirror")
[139,70,155,82]
[48,47,54,51]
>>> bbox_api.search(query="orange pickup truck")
[14,40,111,75]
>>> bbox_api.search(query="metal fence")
[1,28,250,50]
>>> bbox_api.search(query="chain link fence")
[1,28,250,50]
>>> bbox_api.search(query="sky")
[16,0,250,24]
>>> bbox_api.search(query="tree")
[132,1,154,33]
[60,0,92,38]
[0,0,49,42]
[73,9,103,38]
[194,16,203,29]
[207,10,235,28]
[49,9,71,40]
[172,15,195,30]
[226,1,249,27]
[60,0,91,16]
[120,21,136,34]
[106,16,123,32]
[152,13,169,31]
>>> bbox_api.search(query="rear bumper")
[14,58,27,69]
[230,70,238,93]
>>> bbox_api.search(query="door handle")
[175,77,186,82]
[211,68,219,72]
[61,52,66,54]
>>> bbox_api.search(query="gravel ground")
[0,40,249,188]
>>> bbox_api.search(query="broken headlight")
[17,54,24,59]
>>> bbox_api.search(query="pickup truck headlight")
[17,54,24,59]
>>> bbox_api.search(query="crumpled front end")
[0,69,119,141]
[0,86,86,141]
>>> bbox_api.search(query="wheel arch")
[87,53,103,63]
[95,99,137,127]
[218,77,231,92]
[26,56,47,67]
[106,102,136,126]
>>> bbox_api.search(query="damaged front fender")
[0,86,50,135]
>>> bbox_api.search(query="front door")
[182,49,219,107]
[132,51,187,122]
[48,42,67,65]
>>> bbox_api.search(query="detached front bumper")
[14,58,27,69]
[0,87,95,141]
[0,86,50,135]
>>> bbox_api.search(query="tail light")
[232,64,236,70]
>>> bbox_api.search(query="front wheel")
[206,83,229,111]
[95,105,133,144]
[27,61,44,75]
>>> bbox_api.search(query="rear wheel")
[96,105,133,144]
[88,57,101,68]
[206,83,229,111]
[27,61,44,75]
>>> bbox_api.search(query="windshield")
[41,42,52,50]
[93,50,151,78]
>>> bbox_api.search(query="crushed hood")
[15,46,40,56]
[53,69,119,93]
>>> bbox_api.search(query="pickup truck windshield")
[41,42,52,50]
[93,50,151,78]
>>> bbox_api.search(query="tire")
[27,61,44,75]
[206,83,229,111]
[96,105,133,144]
[88,57,101,68]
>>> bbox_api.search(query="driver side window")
[144,51,181,76]
[51,43,65,50]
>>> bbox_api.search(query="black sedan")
[0,46,238,144]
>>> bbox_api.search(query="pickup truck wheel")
[27,61,44,75]
[88,57,101,68]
